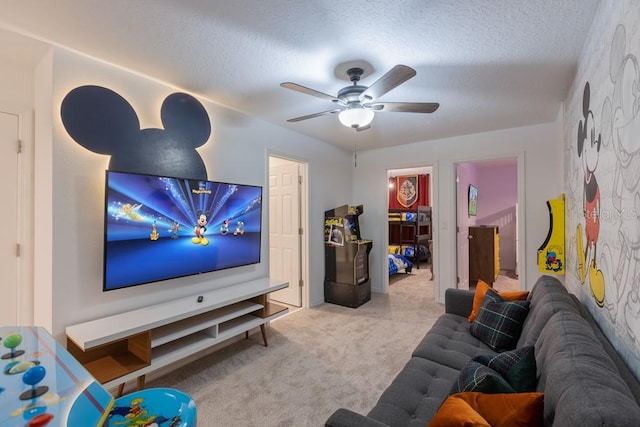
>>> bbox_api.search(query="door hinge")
[17,139,22,154]
[298,175,302,184]
[16,243,21,257]
[299,279,304,287]
[299,228,303,235]
[457,276,460,284]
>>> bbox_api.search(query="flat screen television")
[468,184,478,216]
[103,170,263,291]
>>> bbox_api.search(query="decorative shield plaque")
[396,175,418,207]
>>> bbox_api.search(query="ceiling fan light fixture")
[338,106,374,129]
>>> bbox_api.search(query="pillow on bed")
[468,280,529,322]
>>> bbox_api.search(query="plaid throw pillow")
[449,360,516,394]
[473,346,537,392]
[470,288,530,351]
[450,361,517,394]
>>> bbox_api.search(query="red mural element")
[389,174,430,209]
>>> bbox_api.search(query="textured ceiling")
[0,0,600,151]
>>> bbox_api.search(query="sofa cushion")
[536,309,640,426]
[470,289,530,351]
[429,392,544,427]
[516,275,580,347]
[366,356,460,426]
[444,288,475,317]
[473,345,536,392]
[412,313,495,370]
[468,280,529,322]
[570,294,640,404]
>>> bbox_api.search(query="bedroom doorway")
[386,167,434,290]
[455,157,519,291]
[268,155,307,308]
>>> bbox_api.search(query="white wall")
[353,117,564,302]
[0,57,34,113]
[0,48,38,326]
[456,162,478,288]
[34,47,352,339]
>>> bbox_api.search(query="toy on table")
[19,365,48,401]
[107,387,197,426]
[1,333,25,359]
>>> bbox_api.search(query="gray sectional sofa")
[325,275,640,426]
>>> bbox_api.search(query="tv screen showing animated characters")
[103,170,263,291]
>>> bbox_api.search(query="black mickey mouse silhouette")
[61,85,211,180]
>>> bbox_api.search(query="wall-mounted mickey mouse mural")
[60,85,211,181]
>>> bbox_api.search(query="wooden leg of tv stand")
[115,374,146,397]
[244,325,268,346]
[137,374,146,391]
[260,324,268,347]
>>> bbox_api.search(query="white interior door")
[269,157,302,306]
[0,111,19,325]
[456,172,470,289]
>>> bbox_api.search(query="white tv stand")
[66,278,288,394]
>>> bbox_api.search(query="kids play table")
[0,326,114,427]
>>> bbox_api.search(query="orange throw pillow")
[429,392,544,427]
[428,393,490,427]
[468,280,529,322]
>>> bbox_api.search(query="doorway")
[268,155,307,308]
[385,166,434,292]
[455,157,519,291]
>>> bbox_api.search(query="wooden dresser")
[469,225,500,285]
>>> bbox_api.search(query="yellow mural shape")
[538,195,565,274]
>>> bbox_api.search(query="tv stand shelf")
[66,278,288,392]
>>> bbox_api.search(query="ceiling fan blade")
[369,102,440,113]
[286,108,343,122]
[359,65,416,102]
[281,82,342,103]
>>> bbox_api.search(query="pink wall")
[475,163,518,270]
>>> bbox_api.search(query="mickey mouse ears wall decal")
[60,85,211,181]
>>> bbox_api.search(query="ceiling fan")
[281,64,439,131]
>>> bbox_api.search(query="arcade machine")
[537,194,565,275]
[324,204,373,308]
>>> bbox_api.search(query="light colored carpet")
[146,268,443,426]
[494,269,519,292]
